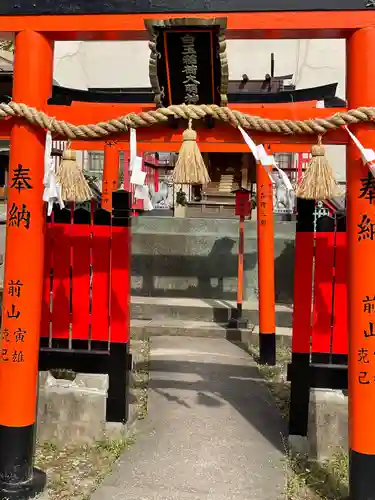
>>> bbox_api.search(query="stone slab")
[132,217,296,237]
[131,221,296,302]
[36,341,147,446]
[308,389,348,462]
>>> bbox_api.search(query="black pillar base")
[350,449,375,500]
[259,333,276,365]
[228,317,248,329]
[228,304,248,329]
[288,353,310,436]
[0,424,46,500]
[0,468,46,500]
[106,342,131,423]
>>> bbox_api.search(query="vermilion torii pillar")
[0,31,53,498]
[102,140,120,212]
[347,27,375,500]
[256,159,276,366]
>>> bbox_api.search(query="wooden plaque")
[145,18,228,107]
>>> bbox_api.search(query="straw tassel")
[296,136,341,200]
[56,146,92,203]
[172,119,211,185]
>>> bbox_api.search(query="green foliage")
[0,41,14,52]
[251,194,257,209]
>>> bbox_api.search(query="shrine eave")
[0,71,343,106]
[47,83,344,106]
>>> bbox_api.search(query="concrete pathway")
[92,336,287,500]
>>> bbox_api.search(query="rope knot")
[311,145,325,157]
[182,119,197,141]
[311,135,325,157]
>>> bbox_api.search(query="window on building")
[87,151,104,182]
[275,153,292,171]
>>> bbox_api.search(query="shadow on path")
[148,340,287,454]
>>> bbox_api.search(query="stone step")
[131,296,293,327]
[131,318,254,340]
[131,318,292,346]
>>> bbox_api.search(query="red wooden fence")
[288,198,348,438]
[41,205,130,348]
[39,190,132,423]
[292,200,348,362]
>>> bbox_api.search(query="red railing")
[41,203,130,347]
[39,190,132,423]
[292,199,348,361]
[288,198,347,438]
[295,152,312,183]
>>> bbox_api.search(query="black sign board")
[146,19,228,107]
[0,0,372,15]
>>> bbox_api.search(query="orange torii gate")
[0,3,373,500]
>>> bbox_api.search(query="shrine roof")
[0,71,345,106]
[49,83,343,106]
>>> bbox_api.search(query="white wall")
[54,42,90,90]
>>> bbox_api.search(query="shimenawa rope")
[1,101,375,139]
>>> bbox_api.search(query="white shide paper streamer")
[238,126,295,211]
[43,131,64,216]
[129,127,153,210]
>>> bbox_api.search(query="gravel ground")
[247,343,348,500]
